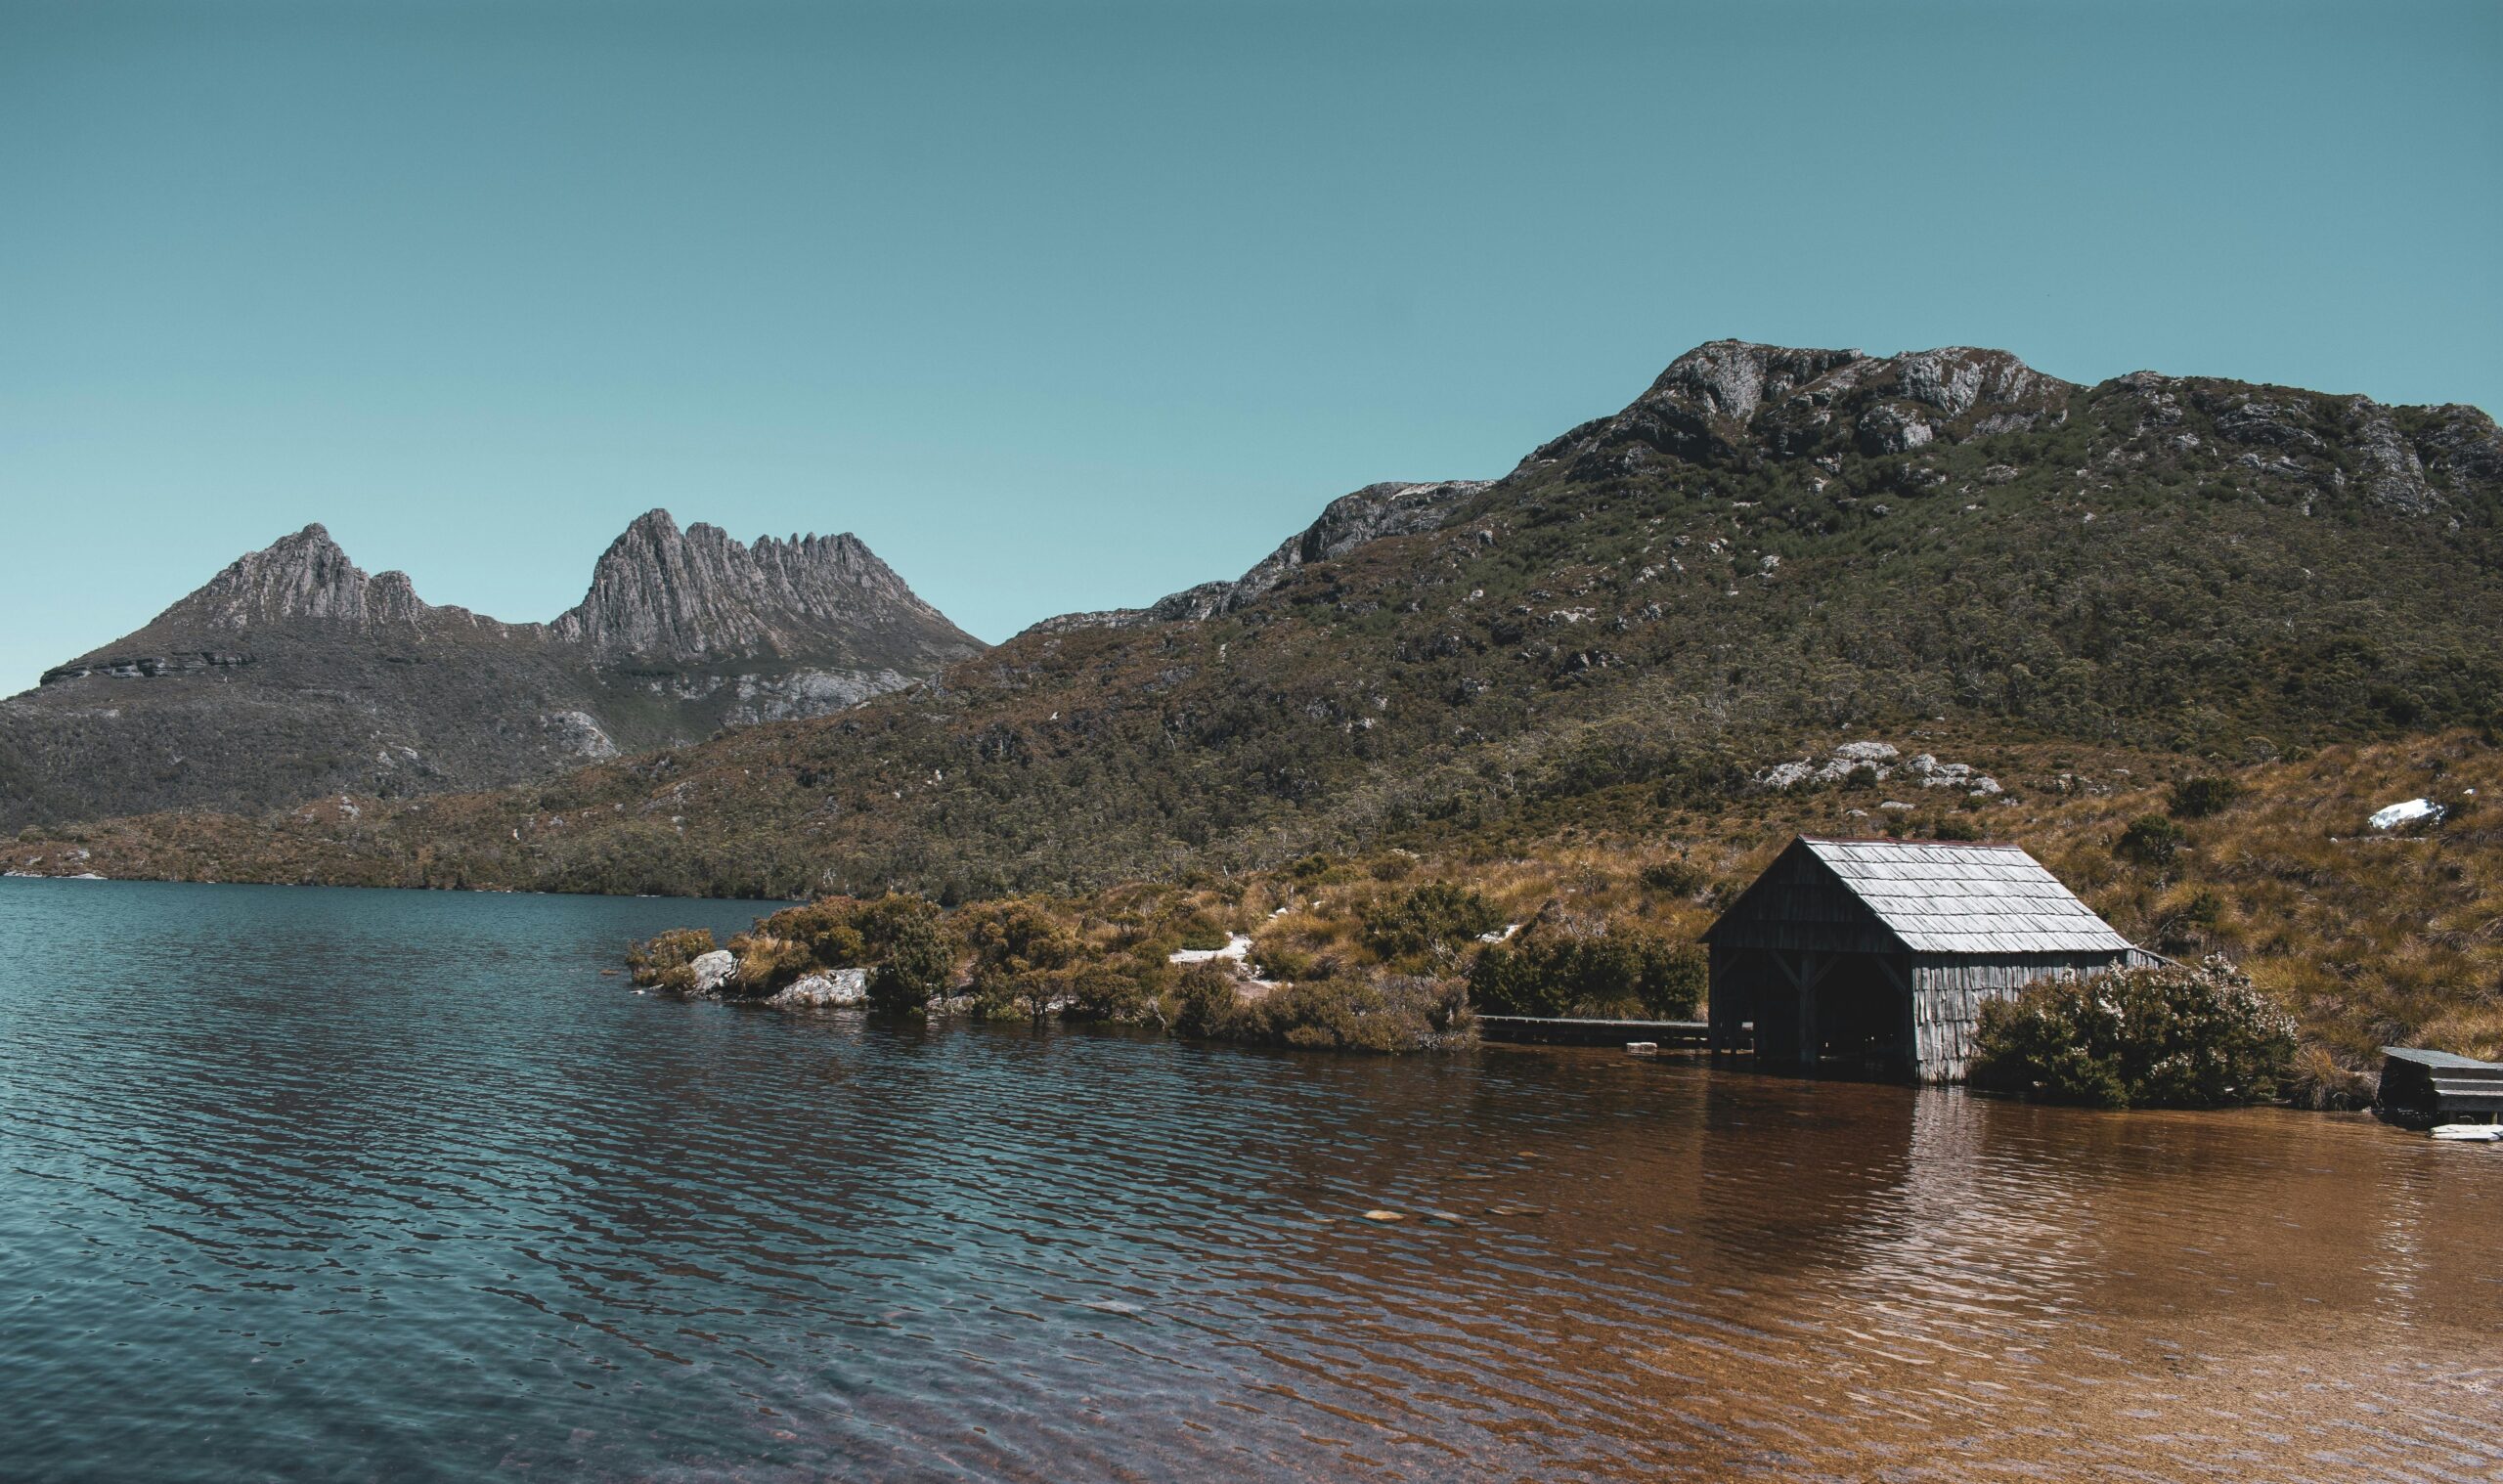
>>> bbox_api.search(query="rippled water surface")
[4,879,2500,1482]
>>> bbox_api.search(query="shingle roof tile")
[1799,838,2133,954]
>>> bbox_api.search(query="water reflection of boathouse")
[1704,837,2157,1083]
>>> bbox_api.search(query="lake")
[2,877,2498,1482]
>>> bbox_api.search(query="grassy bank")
[610,730,2500,1074]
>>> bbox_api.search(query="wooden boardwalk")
[1477,1016,1713,1048]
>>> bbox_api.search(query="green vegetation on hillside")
[26,371,2499,899]
[11,345,2500,1075]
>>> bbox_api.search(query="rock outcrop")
[550,510,970,665]
[1756,742,2002,798]
[40,650,251,686]
[170,524,432,632]
[1516,341,2074,479]
[2106,374,2502,520]
[772,968,870,1007]
[688,950,738,995]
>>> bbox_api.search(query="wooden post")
[1872,955,1916,1081]
[1794,949,1819,1070]
[1705,944,1725,1059]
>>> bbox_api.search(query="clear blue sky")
[4,0,2497,690]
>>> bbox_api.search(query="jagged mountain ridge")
[153,521,434,633]
[15,338,2503,899]
[550,513,966,663]
[0,509,984,827]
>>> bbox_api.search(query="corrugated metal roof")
[1799,838,2133,954]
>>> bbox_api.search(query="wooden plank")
[1477,1016,1713,1048]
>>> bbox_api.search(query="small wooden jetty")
[2375,1047,2503,1129]
[1477,1016,1712,1048]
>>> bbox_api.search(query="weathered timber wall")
[1910,952,2136,1084]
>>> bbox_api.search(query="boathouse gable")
[1705,837,2150,1084]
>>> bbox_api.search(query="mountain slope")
[0,510,983,827]
[17,341,2502,898]
[1026,479,1493,633]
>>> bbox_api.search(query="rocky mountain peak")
[162,522,429,632]
[15,505,987,826]
[1521,340,2078,476]
[1647,341,1872,424]
[550,508,974,664]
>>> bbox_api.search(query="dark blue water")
[4,878,2499,1483]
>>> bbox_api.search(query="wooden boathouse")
[1704,837,2157,1084]
[2374,1047,2503,1128]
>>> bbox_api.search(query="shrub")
[1969,956,2298,1109]
[1174,969,1471,1053]
[1639,856,1711,897]
[971,967,1069,1022]
[2116,813,2185,867]
[959,897,1083,1020]
[868,905,955,1014]
[1171,911,1230,952]
[1258,974,1472,1053]
[1470,920,1703,1019]
[1063,961,1164,1023]
[1173,961,1252,1038]
[1931,816,1985,842]
[725,931,815,997]
[705,893,956,998]
[748,896,871,967]
[1359,882,1502,963]
[626,927,717,990]
[1251,940,1317,982]
[2167,775,2242,819]
[2150,888,2225,955]
[2284,1044,2379,1112]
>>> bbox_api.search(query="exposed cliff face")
[0,511,984,827]
[1518,340,2076,476]
[550,510,972,665]
[168,523,432,631]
